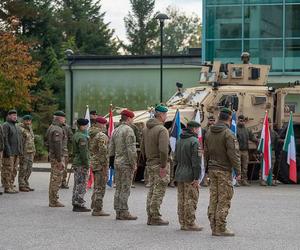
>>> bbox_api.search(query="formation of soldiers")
[0,103,281,237]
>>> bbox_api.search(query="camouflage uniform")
[204,121,241,235]
[72,130,89,207]
[90,127,109,212]
[109,123,137,214]
[0,125,3,186]
[61,124,73,187]
[18,123,35,189]
[45,120,65,205]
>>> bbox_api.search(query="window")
[285,39,300,72]
[218,95,239,111]
[207,0,242,5]
[286,5,300,38]
[206,40,242,63]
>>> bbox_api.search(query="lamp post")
[65,49,74,127]
[155,13,169,104]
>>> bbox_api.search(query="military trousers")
[146,163,170,219]
[0,151,3,185]
[2,155,19,190]
[61,155,70,185]
[49,158,64,204]
[177,182,199,227]
[208,169,233,232]
[91,167,107,211]
[114,164,133,212]
[19,153,34,188]
[72,165,89,207]
[240,150,249,180]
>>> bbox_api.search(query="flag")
[194,110,205,182]
[84,105,91,129]
[283,112,297,183]
[258,112,272,185]
[107,168,114,187]
[231,112,237,136]
[170,110,181,152]
[108,105,114,138]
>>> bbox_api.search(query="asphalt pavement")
[0,164,300,250]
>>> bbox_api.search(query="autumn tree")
[0,32,40,111]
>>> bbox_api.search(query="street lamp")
[155,13,169,103]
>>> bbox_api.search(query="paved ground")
[1,165,300,250]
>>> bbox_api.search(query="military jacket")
[20,123,35,154]
[62,124,73,155]
[45,120,64,162]
[90,128,109,171]
[72,130,89,167]
[3,120,23,157]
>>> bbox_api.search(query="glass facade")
[203,0,300,73]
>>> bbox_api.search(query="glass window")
[285,0,300,3]
[286,5,300,38]
[285,39,300,72]
[244,0,283,3]
[206,6,242,39]
[244,40,283,72]
[206,40,242,63]
[244,5,283,38]
[206,0,242,5]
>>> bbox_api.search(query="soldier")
[18,115,35,192]
[237,115,258,186]
[46,111,66,207]
[90,116,110,216]
[241,52,250,64]
[141,105,170,226]
[72,118,91,212]
[90,110,98,126]
[0,124,3,195]
[205,108,241,237]
[2,110,23,194]
[109,109,137,220]
[174,120,203,231]
[61,121,73,189]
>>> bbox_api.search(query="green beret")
[220,108,232,116]
[155,105,168,113]
[22,115,32,121]
[8,109,17,115]
[187,120,201,128]
[53,111,66,117]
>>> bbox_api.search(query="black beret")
[8,109,17,115]
[187,120,201,128]
[90,110,97,115]
[54,111,66,117]
[77,118,89,126]
[22,115,33,121]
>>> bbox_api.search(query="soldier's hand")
[159,167,167,178]
[191,180,200,189]
[57,161,64,170]
[236,175,241,181]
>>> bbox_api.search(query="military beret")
[238,115,245,120]
[90,110,97,115]
[155,105,168,113]
[8,109,17,115]
[22,115,33,121]
[77,118,89,126]
[220,108,232,116]
[241,52,250,58]
[187,120,201,128]
[208,115,215,120]
[121,109,135,118]
[95,116,107,124]
[54,111,66,117]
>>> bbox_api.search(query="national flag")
[194,110,205,182]
[84,105,91,129]
[170,109,181,152]
[84,105,93,189]
[107,168,114,187]
[108,105,114,138]
[230,111,238,185]
[258,112,272,185]
[283,112,297,183]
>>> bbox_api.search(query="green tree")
[123,0,158,55]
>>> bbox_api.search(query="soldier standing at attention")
[61,121,73,189]
[0,124,3,195]
[90,116,110,216]
[174,120,203,231]
[205,108,241,237]
[237,115,258,186]
[109,109,137,220]
[72,118,91,212]
[18,115,35,192]
[2,110,23,194]
[46,111,66,207]
[141,105,170,226]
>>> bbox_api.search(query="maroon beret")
[121,109,135,118]
[95,116,107,124]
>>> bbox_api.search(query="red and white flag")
[195,110,205,182]
[108,105,114,138]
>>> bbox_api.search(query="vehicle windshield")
[166,88,209,106]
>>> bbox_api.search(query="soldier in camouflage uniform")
[72,118,91,212]
[109,109,137,220]
[90,116,110,216]
[174,121,203,231]
[45,111,66,207]
[0,124,3,195]
[141,105,170,226]
[18,115,35,192]
[204,108,241,237]
[61,122,73,189]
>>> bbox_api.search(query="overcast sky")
[101,0,203,42]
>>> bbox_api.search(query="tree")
[123,0,158,55]
[157,6,202,55]
[0,32,40,111]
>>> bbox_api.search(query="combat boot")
[184,224,203,232]
[168,181,175,188]
[116,211,121,220]
[149,217,169,226]
[260,180,267,186]
[4,188,18,194]
[92,210,110,216]
[60,183,69,189]
[241,180,250,186]
[49,201,65,207]
[19,187,30,192]
[73,205,91,212]
[218,229,235,237]
[27,187,35,191]
[117,211,138,220]
[147,216,152,225]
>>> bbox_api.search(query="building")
[202,0,300,83]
